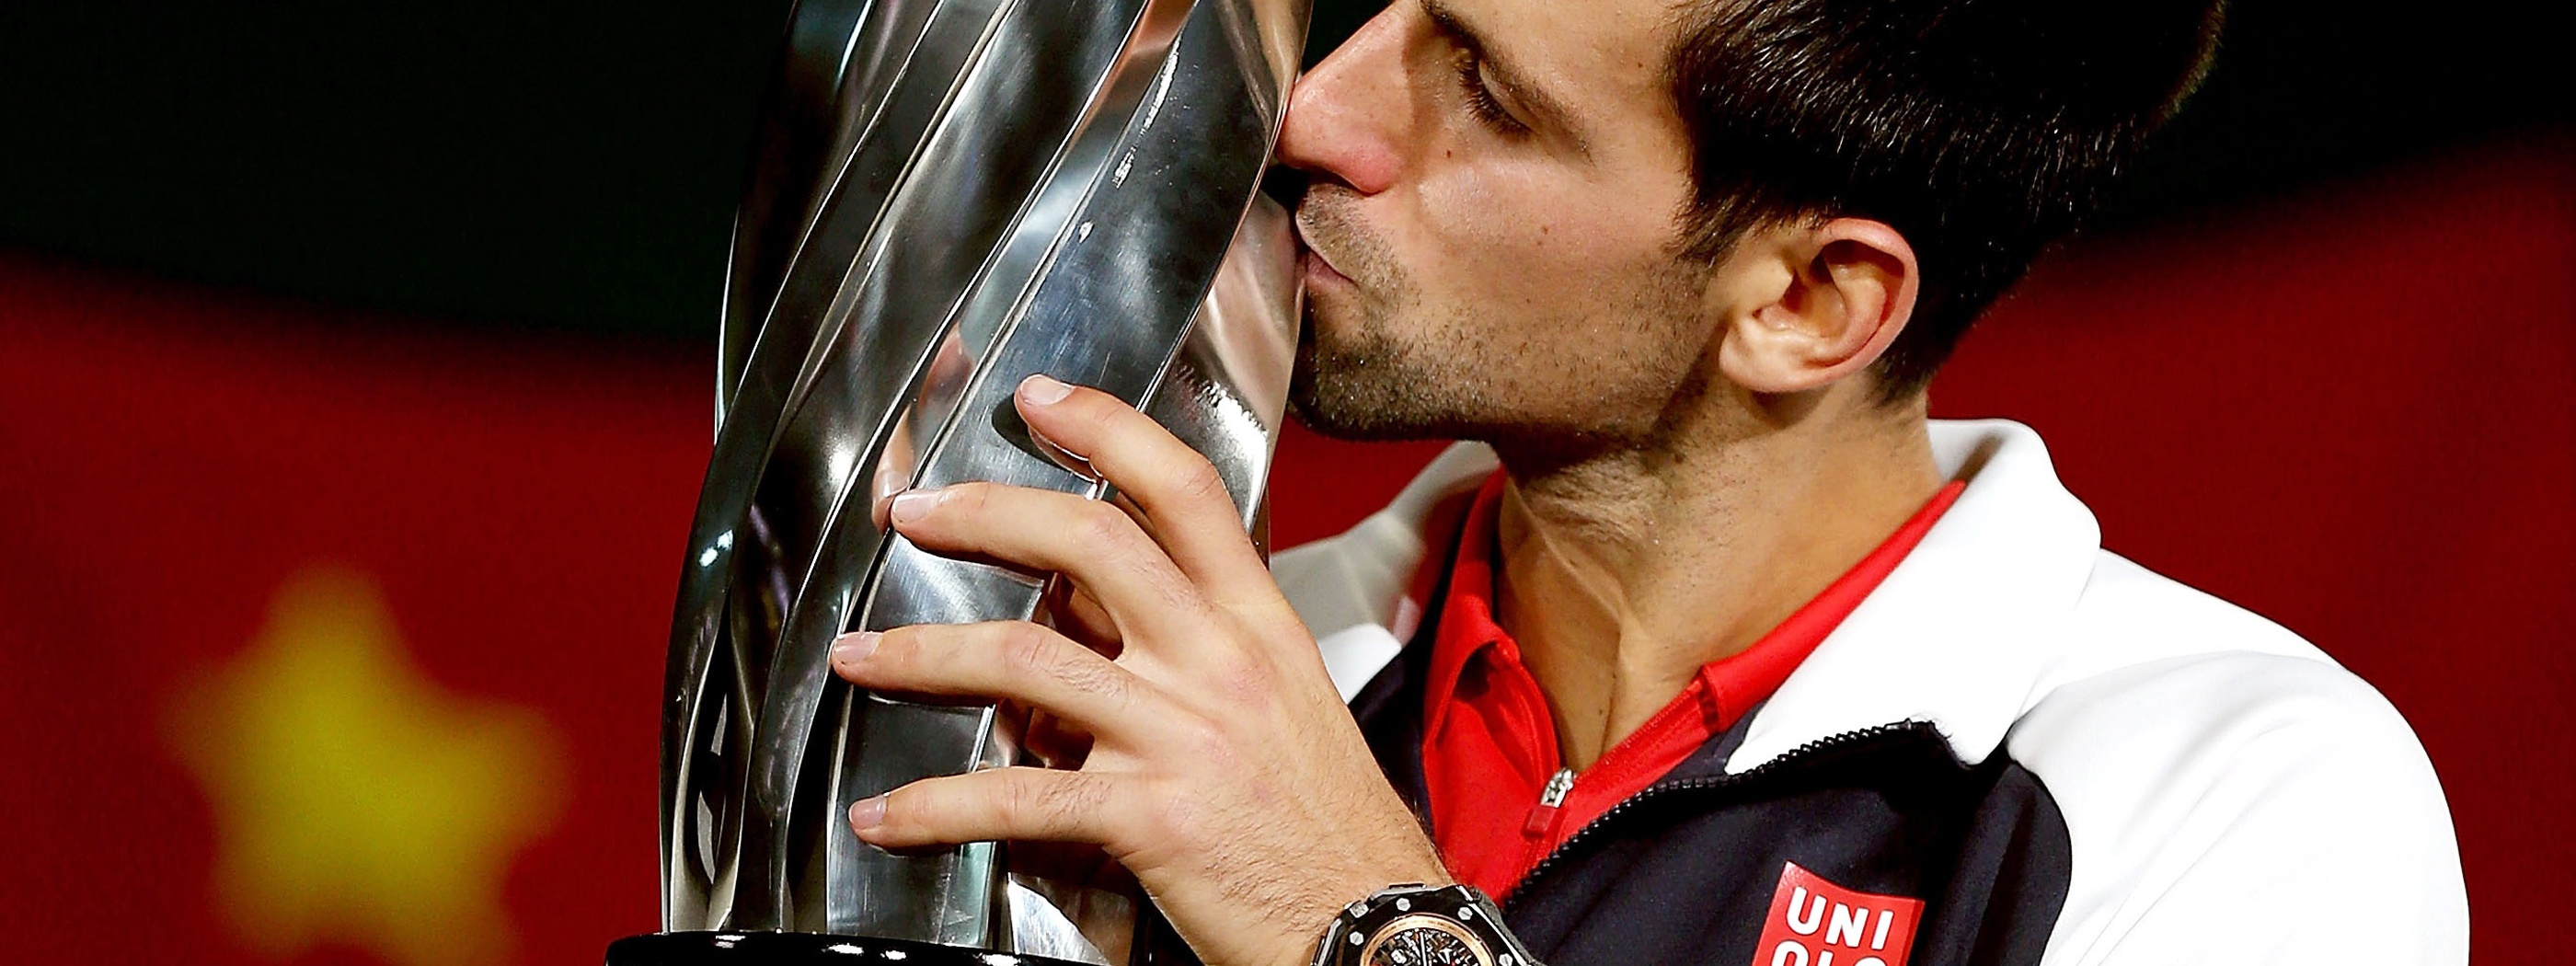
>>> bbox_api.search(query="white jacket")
[1273,420,2468,964]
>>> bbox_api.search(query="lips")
[1292,213,1352,288]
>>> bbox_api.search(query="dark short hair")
[1669,0,2225,400]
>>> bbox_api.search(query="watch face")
[1359,914,1494,966]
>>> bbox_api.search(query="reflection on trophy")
[605,0,1311,963]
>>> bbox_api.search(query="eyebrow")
[1420,0,1593,155]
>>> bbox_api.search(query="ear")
[1714,217,1920,396]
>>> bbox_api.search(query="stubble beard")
[1288,190,1506,443]
[1289,302,1498,442]
[1287,190,1709,458]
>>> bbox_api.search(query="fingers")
[1010,375,1276,603]
[832,622,1167,745]
[1019,707,1096,770]
[870,421,917,531]
[1042,580,1124,659]
[850,766,1138,853]
[888,479,1213,648]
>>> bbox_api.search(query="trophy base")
[606,932,1095,966]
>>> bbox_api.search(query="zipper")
[1502,722,1934,914]
[1520,767,1577,845]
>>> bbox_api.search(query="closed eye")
[1453,48,1531,137]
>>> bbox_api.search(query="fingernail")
[889,489,939,525]
[831,631,880,667]
[849,795,886,831]
[1018,374,1074,406]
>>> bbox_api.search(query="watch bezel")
[1314,883,1535,966]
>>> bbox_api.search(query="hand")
[830,374,1450,966]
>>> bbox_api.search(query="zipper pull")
[1523,768,1576,835]
[1540,767,1576,808]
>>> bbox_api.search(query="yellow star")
[170,568,566,966]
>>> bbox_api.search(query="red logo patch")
[1750,862,1925,966]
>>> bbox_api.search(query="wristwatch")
[1310,883,1542,966]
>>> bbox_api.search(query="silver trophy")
[607,0,1309,963]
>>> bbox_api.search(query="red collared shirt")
[1420,472,1966,900]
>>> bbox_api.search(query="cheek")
[1411,164,1713,415]
[1410,164,1687,333]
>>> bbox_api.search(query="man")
[821,0,2468,962]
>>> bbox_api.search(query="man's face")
[1281,0,1710,448]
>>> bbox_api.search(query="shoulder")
[2007,551,2467,965]
[2023,551,2418,761]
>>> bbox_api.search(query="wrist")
[1271,854,1452,966]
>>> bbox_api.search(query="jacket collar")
[1279,420,2100,770]
[1727,420,2099,771]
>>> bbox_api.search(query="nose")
[1274,7,1409,197]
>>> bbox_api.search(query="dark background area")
[1,0,2564,340]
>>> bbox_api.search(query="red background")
[0,138,2566,962]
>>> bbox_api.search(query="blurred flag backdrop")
[0,139,2568,964]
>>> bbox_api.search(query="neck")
[1488,386,1942,771]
